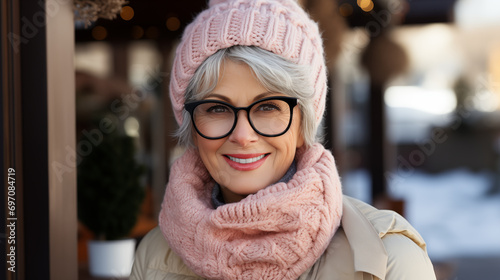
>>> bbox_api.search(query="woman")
[131,0,436,279]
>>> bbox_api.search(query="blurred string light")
[385,86,457,115]
[131,25,144,39]
[166,16,181,31]
[357,0,374,12]
[339,3,353,17]
[120,6,134,21]
[124,117,140,138]
[91,26,107,40]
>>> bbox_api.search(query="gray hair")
[175,46,320,147]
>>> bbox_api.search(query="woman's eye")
[206,105,230,113]
[256,103,280,112]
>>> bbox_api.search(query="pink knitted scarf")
[159,143,343,280]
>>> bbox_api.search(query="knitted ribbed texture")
[169,0,327,126]
[159,143,342,280]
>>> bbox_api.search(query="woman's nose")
[228,111,259,146]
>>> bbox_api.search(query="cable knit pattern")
[169,0,327,127]
[159,143,342,280]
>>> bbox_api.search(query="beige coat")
[130,196,436,280]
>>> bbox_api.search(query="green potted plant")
[77,127,145,277]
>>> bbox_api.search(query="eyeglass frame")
[184,96,299,140]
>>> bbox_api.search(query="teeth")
[227,154,265,164]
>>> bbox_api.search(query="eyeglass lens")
[192,98,292,138]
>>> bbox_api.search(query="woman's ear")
[295,108,305,148]
[296,132,305,148]
[192,131,199,148]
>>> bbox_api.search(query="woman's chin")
[220,184,267,202]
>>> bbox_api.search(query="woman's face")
[193,60,304,203]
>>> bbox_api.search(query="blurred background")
[2,0,499,279]
[71,0,500,279]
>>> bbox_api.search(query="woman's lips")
[223,153,269,171]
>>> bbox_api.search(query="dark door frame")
[1,1,77,279]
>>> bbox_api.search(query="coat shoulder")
[130,227,202,280]
[339,196,436,280]
[343,195,428,251]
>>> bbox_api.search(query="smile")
[223,153,270,171]
[226,154,266,164]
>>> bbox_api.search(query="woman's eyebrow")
[252,91,282,101]
[203,93,232,102]
[204,91,282,103]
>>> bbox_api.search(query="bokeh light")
[339,3,354,17]
[131,25,144,39]
[91,26,107,41]
[166,17,181,31]
[124,117,140,137]
[357,0,374,12]
[120,6,135,21]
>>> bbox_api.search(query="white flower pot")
[87,239,136,278]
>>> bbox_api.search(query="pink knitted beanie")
[169,0,327,126]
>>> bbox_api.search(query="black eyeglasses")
[184,96,298,139]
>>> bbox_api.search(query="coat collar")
[341,196,388,280]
